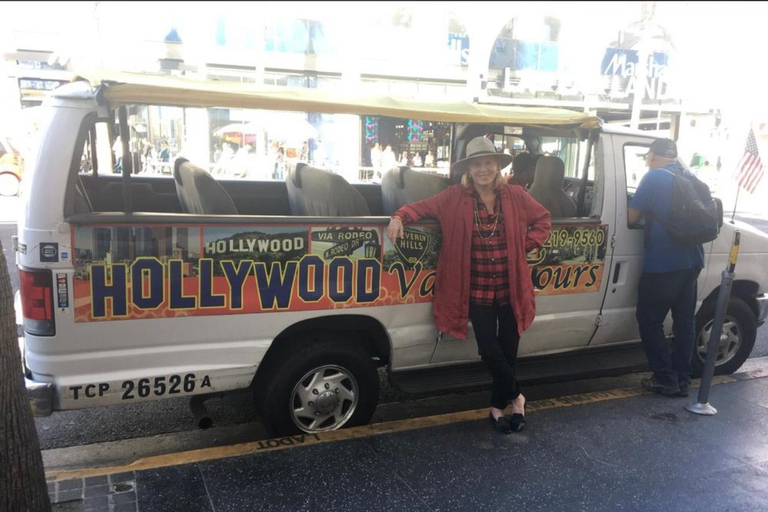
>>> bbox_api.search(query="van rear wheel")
[692,296,757,377]
[257,339,379,437]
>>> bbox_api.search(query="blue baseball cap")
[647,138,678,159]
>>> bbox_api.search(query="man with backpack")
[628,138,716,398]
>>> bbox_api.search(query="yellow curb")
[45,373,741,482]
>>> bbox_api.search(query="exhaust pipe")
[190,395,213,429]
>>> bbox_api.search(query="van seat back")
[286,163,370,216]
[173,158,238,215]
[380,166,453,216]
[528,156,576,218]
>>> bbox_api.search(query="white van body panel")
[19,77,768,429]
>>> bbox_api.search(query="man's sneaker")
[678,382,690,397]
[641,376,681,397]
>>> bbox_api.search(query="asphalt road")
[3,211,767,451]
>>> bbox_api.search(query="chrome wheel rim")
[696,315,742,366]
[290,365,358,433]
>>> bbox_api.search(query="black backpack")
[652,166,721,245]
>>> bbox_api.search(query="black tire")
[692,296,757,377]
[256,338,380,437]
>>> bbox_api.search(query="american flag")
[734,128,764,193]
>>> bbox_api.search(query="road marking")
[45,373,741,482]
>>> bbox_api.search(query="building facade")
[1,1,752,190]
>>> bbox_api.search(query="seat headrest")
[528,156,575,219]
[530,156,565,190]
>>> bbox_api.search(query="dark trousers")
[469,301,521,410]
[636,268,701,388]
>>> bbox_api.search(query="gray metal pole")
[686,230,741,416]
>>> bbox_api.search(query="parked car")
[18,72,768,437]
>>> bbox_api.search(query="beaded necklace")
[473,194,501,240]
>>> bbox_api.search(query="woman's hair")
[461,159,506,188]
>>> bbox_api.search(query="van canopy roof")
[73,71,602,130]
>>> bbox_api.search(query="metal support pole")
[686,230,741,415]
[118,106,134,215]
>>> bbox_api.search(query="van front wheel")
[692,296,757,376]
[257,339,380,437]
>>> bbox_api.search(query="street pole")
[731,184,741,223]
[629,44,648,131]
[685,230,741,416]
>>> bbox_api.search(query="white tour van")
[18,72,768,436]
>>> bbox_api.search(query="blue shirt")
[630,163,705,273]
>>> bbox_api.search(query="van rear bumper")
[26,377,54,416]
[757,294,768,326]
[20,336,54,417]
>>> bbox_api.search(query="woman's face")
[468,156,499,188]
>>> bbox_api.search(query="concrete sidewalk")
[45,368,768,512]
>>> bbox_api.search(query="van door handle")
[612,263,621,284]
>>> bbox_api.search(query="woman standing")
[387,136,551,434]
[425,149,434,167]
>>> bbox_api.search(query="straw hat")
[451,136,513,175]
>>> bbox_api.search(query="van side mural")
[72,224,438,322]
[72,223,608,322]
[528,225,609,295]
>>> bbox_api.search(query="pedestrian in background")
[370,142,383,181]
[112,136,124,173]
[274,146,286,180]
[313,139,326,168]
[425,149,435,167]
[387,136,551,434]
[382,144,396,171]
[628,138,704,397]
[142,139,156,174]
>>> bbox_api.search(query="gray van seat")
[173,158,238,215]
[286,163,370,216]
[380,166,453,216]
[528,156,577,219]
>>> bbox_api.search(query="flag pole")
[731,121,753,224]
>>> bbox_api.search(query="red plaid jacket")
[394,184,551,339]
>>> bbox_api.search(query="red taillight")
[20,268,55,336]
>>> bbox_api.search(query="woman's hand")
[387,216,404,245]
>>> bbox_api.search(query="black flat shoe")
[489,412,513,434]
[509,413,526,432]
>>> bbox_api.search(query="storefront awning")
[72,70,602,129]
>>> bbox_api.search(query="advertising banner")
[72,222,608,322]
[527,225,609,296]
[73,224,439,322]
